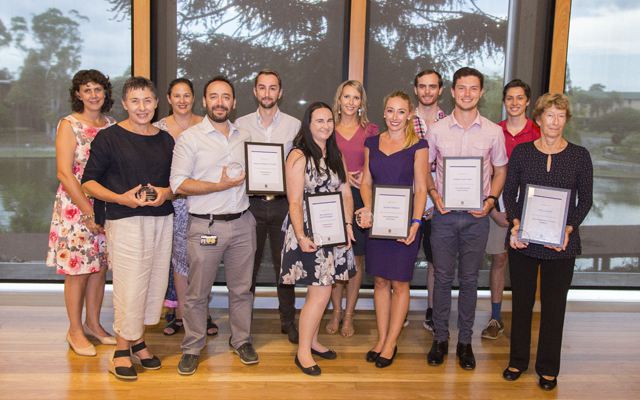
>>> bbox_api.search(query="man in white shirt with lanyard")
[171,76,258,375]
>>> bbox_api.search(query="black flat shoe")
[294,355,321,376]
[538,375,558,391]
[456,343,476,370]
[365,350,380,363]
[131,341,161,370]
[109,349,137,381]
[311,348,337,360]
[375,346,397,369]
[427,340,448,366]
[503,366,525,381]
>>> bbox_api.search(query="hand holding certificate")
[370,185,413,239]
[517,184,571,248]
[443,157,483,211]
[305,192,348,247]
[245,142,286,194]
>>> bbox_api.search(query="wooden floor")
[1,302,639,400]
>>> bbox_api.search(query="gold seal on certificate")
[305,192,347,247]
[245,142,286,194]
[443,156,483,210]
[518,184,571,247]
[370,185,413,239]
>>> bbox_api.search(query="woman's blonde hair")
[532,92,572,122]
[383,90,418,149]
[332,80,370,127]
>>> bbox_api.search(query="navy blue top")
[82,124,175,220]
[504,141,593,259]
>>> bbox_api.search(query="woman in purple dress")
[357,91,428,368]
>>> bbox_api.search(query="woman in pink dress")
[46,69,116,356]
[325,80,378,337]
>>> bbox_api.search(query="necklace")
[172,114,192,131]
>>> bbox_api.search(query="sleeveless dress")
[46,115,115,275]
[365,135,428,282]
[153,117,188,308]
[280,156,356,286]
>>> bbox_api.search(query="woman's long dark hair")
[293,101,346,183]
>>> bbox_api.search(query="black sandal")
[207,316,219,336]
[131,341,161,370]
[109,349,137,380]
[163,318,183,336]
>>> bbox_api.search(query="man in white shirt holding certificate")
[235,69,301,344]
[425,67,508,370]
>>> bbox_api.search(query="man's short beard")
[208,108,230,123]
[259,98,276,109]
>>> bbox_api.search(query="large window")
[0,1,131,280]
[173,0,347,120]
[365,0,511,126]
[565,0,640,286]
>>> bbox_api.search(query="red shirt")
[498,118,541,158]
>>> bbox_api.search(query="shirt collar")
[449,110,482,129]
[256,107,280,128]
[202,116,239,137]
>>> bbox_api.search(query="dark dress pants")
[249,196,296,327]
[508,248,575,377]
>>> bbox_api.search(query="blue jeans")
[430,210,489,344]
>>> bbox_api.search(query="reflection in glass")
[0,1,131,266]
[176,0,346,120]
[565,0,640,282]
[366,0,509,125]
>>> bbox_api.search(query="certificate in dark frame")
[305,192,348,247]
[369,184,413,240]
[442,156,483,211]
[245,142,286,195]
[518,184,571,247]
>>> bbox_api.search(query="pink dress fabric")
[46,114,115,275]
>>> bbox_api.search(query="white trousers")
[106,215,173,340]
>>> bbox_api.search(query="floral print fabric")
[46,115,115,275]
[279,155,355,286]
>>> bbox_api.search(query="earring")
[357,108,362,117]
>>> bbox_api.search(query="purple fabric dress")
[365,135,428,282]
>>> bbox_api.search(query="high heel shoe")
[130,341,161,370]
[66,333,96,357]
[325,310,341,335]
[375,346,397,368]
[83,323,117,345]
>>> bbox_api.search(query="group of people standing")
[46,65,592,391]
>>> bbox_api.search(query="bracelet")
[411,218,422,227]
[428,187,437,194]
[485,195,498,204]
[79,213,94,224]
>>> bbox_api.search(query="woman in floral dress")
[46,69,116,356]
[280,102,356,376]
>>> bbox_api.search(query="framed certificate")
[443,157,483,210]
[519,184,571,247]
[305,192,347,247]
[370,185,413,239]
[245,142,286,194]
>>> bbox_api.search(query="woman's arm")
[56,119,94,217]
[285,149,316,252]
[399,147,428,245]
[339,157,355,247]
[356,147,373,228]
